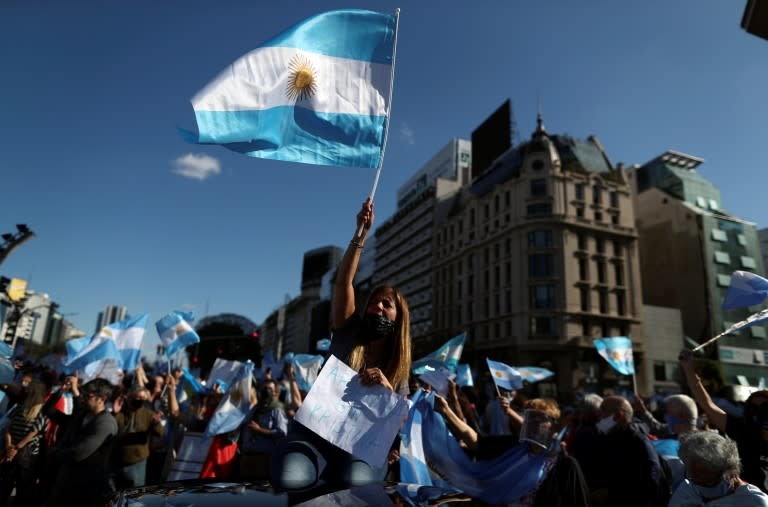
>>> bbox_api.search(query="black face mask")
[360,313,396,344]
[129,399,145,411]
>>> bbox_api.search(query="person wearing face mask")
[110,385,164,489]
[592,395,667,507]
[669,430,768,506]
[271,198,412,491]
[680,348,768,493]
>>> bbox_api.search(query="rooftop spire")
[533,96,547,137]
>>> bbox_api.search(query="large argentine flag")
[182,9,397,169]
[64,314,148,373]
[722,270,768,310]
[155,311,200,358]
[594,337,635,375]
[205,361,255,437]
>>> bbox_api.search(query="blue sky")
[1,1,766,359]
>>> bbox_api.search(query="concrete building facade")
[430,117,647,399]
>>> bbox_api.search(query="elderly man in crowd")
[669,430,768,506]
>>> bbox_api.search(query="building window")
[654,361,667,381]
[531,179,547,197]
[709,199,719,211]
[580,287,590,311]
[613,240,622,257]
[530,316,555,336]
[494,195,499,213]
[716,274,731,287]
[741,256,757,269]
[484,204,490,221]
[468,301,475,321]
[578,234,587,250]
[596,237,605,254]
[696,196,707,208]
[505,261,511,285]
[598,288,608,313]
[609,191,619,208]
[752,327,767,339]
[594,211,603,222]
[597,260,606,283]
[579,258,588,280]
[528,230,553,248]
[714,251,731,265]
[614,262,624,286]
[712,229,727,242]
[505,190,511,207]
[611,214,619,225]
[529,254,554,277]
[738,234,747,246]
[530,285,555,308]
[576,207,585,218]
[616,291,626,316]
[575,183,585,201]
[593,185,602,205]
[582,318,590,337]
[505,238,511,256]
[469,208,476,227]
[527,203,552,216]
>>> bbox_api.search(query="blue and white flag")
[260,350,284,380]
[722,270,768,310]
[455,364,473,387]
[205,360,255,437]
[594,337,635,375]
[182,9,397,169]
[0,342,12,359]
[412,333,466,375]
[720,308,768,339]
[515,366,555,384]
[316,338,331,351]
[760,377,766,391]
[64,314,148,373]
[486,358,523,391]
[399,391,556,504]
[291,354,325,392]
[155,311,200,358]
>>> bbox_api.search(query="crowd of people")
[1,200,768,506]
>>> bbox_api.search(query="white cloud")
[399,122,415,145]
[172,153,221,181]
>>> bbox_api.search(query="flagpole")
[357,7,400,239]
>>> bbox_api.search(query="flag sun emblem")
[286,54,317,101]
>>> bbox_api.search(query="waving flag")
[594,337,635,375]
[515,366,555,383]
[205,360,255,437]
[64,314,148,373]
[0,342,12,359]
[722,271,768,310]
[400,391,558,504]
[156,311,200,358]
[455,364,474,388]
[412,333,466,374]
[316,338,331,351]
[486,358,523,391]
[182,9,397,169]
[291,354,325,392]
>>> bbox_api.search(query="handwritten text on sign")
[295,354,409,467]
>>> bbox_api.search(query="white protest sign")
[294,355,409,467]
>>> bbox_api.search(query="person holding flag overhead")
[272,197,412,490]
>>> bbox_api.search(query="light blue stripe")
[263,10,395,64]
[109,313,149,331]
[188,106,385,168]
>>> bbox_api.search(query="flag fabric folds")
[594,337,635,375]
[399,390,555,504]
[486,358,523,391]
[412,333,466,375]
[515,366,555,383]
[455,364,473,387]
[155,311,200,358]
[0,342,12,359]
[720,308,768,338]
[722,270,768,310]
[182,9,397,169]
[291,354,325,392]
[205,360,255,437]
[316,338,331,351]
[64,314,148,374]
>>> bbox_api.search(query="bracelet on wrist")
[350,240,364,249]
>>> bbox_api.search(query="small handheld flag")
[455,364,474,387]
[515,366,555,384]
[594,337,635,375]
[412,333,466,374]
[722,270,768,310]
[156,311,200,359]
[486,358,523,392]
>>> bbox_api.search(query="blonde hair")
[524,398,561,421]
[22,381,46,422]
[347,285,412,392]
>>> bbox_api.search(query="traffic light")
[252,330,260,340]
